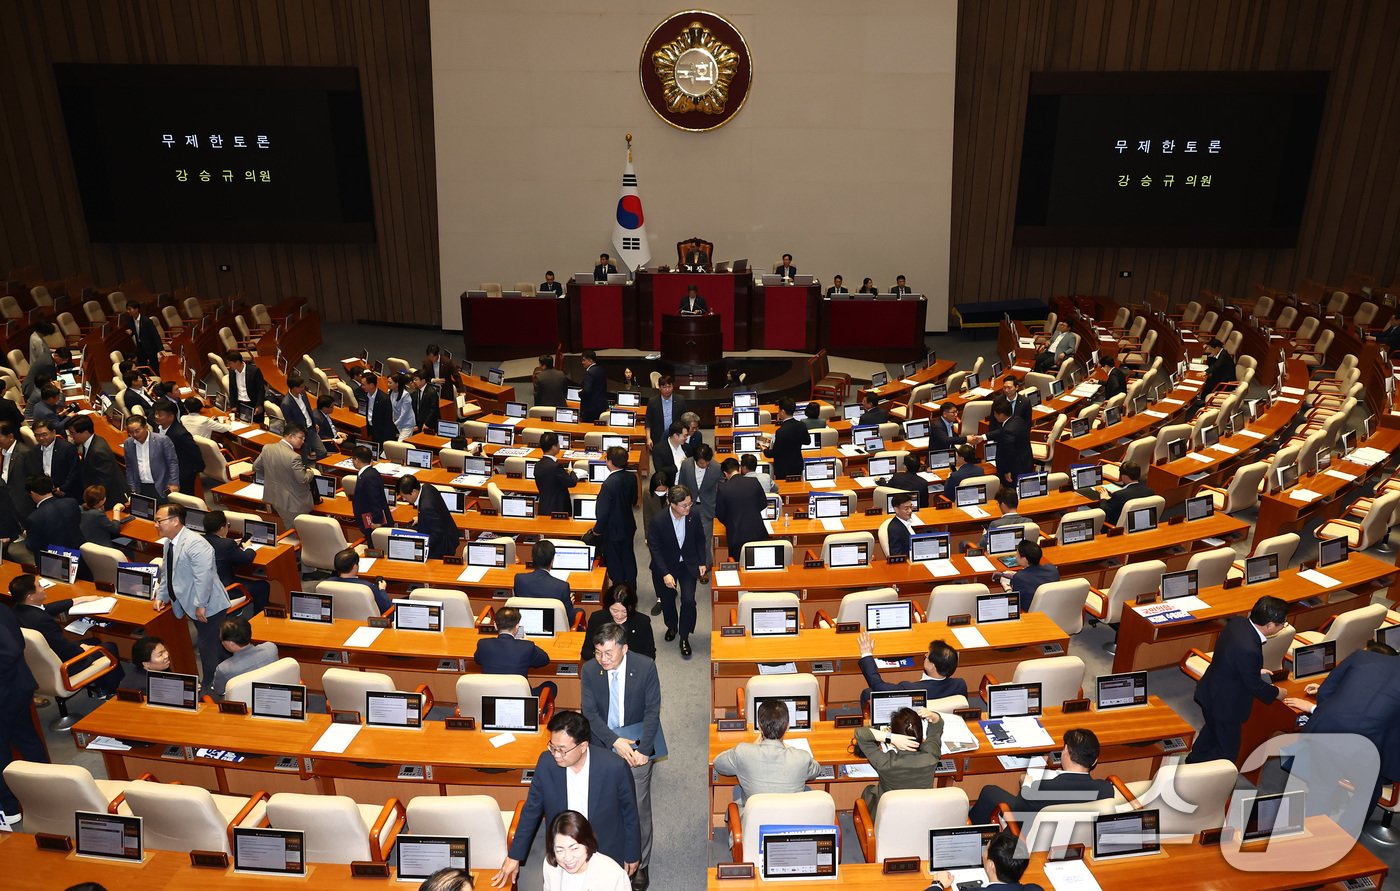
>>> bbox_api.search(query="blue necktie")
[607,670,622,730]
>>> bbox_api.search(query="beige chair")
[195,435,253,489]
[1030,415,1067,469]
[734,591,801,629]
[266,793,405,864]
[221,657,301,706]
[412,588,474,627]
[405,795,518,869]
[727,791,835,864]
[741,673,824,727]
[455,674,537,723]
[1182,623,1297,680]
[1085,560,1168,653]
[1184,547,1238,588]
[1122,758,1237,839]
[505,595,575,632]
[124,781,269,854]
[927,583,989,623]
[1229,532,1300,580]
[80,542,127,587]
[738,540,794,570]
[956,473,1000,502]
[318,579,385,621]
[1152,424,1194,462]
[1117,495,1166,529]
[1199,461,1270,514]
[1289,603,1388,663]
[1017,796,1125,853]
[1318,491,1400,552]
[1055,509,1105,543]
[854,787,970,863]
[830,588,902,627]
[21,627,117,729]
[384,357,411,375]
[1002,656,1085,707]
[165,491,208,512]
[2,761,135,835]
[0,296,23,321]
[160,305,184,331]
[322,668,396,716]
[960,400,994,436]
[295,515,357,571]
[1101,435,1155,484]
[819,531,875,566]
[439,448,469,473]
[480,282,504,298]
[381,440,409,463]
[1028,578,1091,635]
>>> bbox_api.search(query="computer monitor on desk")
[1092,810,1161,861]
[910,532,950,563]
[754,695,812,732]
[733,391,758,410]
[985,682,1042,718]
[1318,536,1349,569]
[734,432,760,453]
[827,541,869,569]
[759,825,837,881]
[870,689,926,728]
[867,455,896,478]
[1292,640,1336,680]
[552,543,594,572]
[1160,569,1198,601]
[1244,553,1279,585]
[750,606,799,637]
[1095,671,1148,710]
[744,543,786,572]
[975,592,1019,624]
[482,695,539,732]
[1060,517,1095,545]
[866,601,913,632]
[1238,791,1305,843]
[395,836,470,885]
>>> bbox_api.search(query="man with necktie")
[678,284,708,315]
[152,503,232,695]
[359,371,398,444]
[1187,595,1285,765]
[123,303,164,371]
[280,374,328,460]
[775,254,797,279]
[1046,320,1077,363]
[539,270,563,295]
[890,275,912,295]
[594,253,619,281]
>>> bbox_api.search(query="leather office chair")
[1183,547,1237,588]
[195,435,254,490]
[454,674,553,724]
[823,587,903,628]
[1182,623,1296,679]
[513,282,537,297]
[505,596,583,632]
[405,796,521,869]
[1122,757,1236,839]
[1117,495,1166,528]
[1030,415,1067,469]
[124,781,269,854]
[927,583,988,623]
[381,441,409,463]
[739,673,824,727]
[480,283,504,298]
[266,793,405,864]
[733,591,801,629]
[727,791,834,864]
[384,357,411,375]
[2,761,136,835]
[21,628,117,730]
[412,588,474,627]
[854,787,969,863]
[738,540,793,570]
[322,668,396,715]
[79,542,126,587]
[676,237,713,267]
[819,531,875,565]
[0,296,23,322]
[1028,578,1091,635]
[165,491,208,512]
[1054,509,1105,543]
[318,579,385,621]
[1014,795,1125,853]
[439,448,469,473]
[1318,491,1400,552]
[1198,461,1270,515]
[986,656,1084,708]
[954,474,1000,502]
[1085,559,1168,654]
[959,400,994,436]
[220,657,301,706]
[1289,603,1388,663]
[295,515,357,572]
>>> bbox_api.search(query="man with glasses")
[492,709,640,889]
[581,623,664,891]
[151,503,231,695]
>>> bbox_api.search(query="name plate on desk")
[446,717,475,731]
[886,555,907,564]
[481,508,499,516]
[218,701,249,716]
[557,664,579,676]
[953,707,982,721]
[115,688,143,704]
[947,613,971,626]
[716,718,746,732]
[190,850,230,869]
[1223,577,1242,589]
[1106,525,1124,537]
[35,833,73,852]
[835,622,861,634]
[883,857,922,874]
[1135,592,1158,605]
[367,617,391,629]
[716,863,755,880]
[550,511,570,519]
[442,555,463,565]
[1062,698,1091,714]
[264,605,287,619]
[720,625,746,637]
[331,709,362,725]
[834,715,863,729]
[351,862,392,878]
[1048,844,1085,862]
[864,507,882,516]
[803,559,825,569]
[719,562,738,571]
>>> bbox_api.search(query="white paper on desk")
[548,569,572,583]
[843,762,878,778]
[68,596,116,616]
[65,617,96,635]
[1239,429,1266,439]
[1033,405,1053,414]
[332,457,356,470]
[854,476,876,489]
[1143,410,1168,419]
[36,578,55,589]
[1281,386,1306,396]
[1167,595,1211,612]
[455,474,489,487]
[1003,716,1055,748]
[899,378,918,386]
[1012,365,1032,374]
[1209,443,1239,455]
[1186,452,1214,463]
[808,479,835,489]
[358,557,378,574]
[965,555,996,573]
[86,735,132,752]
[713,570,741,588]
[1160,398,1185,406]
[311,723,363,754]
[1297,568,1340,588]
[1178,382,1203,391]
[1018,338,1035,349]
[489,732,517,748]
[951,626,989,648]
[784,737,814,755]
[1072,384,1100,397]
[966,387,992,398]
[998,754,1033,770]
[239,483,265,500]
[918,471,939,482]
[501,417,523,427]
[1043,859,1104,891]
[758,662,798,675]
[1350,447,1389,466]
[1279,398,1302,407]
[923,559,959,577]
[457,565,489,583]
[819,517,845,532]
[343,626,384,648]
[962,506,989,520]
[237,428,265,441]
[1289,488,1323,503]
[837,444,863,457]
[1324,469,1359,482]
[939,715,979,754]
[244,542,269,552]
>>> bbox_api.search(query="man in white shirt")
[122,415,178,502]
[1047,320,1076,363]
[179,396,230,440]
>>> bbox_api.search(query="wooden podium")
[660,313,724,384]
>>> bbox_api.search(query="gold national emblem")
[652,22,740,115]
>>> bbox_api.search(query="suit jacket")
[647,506,707,578]
[533,454,577,517]
[23,495,83,555]
[581,652,663,756]
[80,507,125,549]
[858,406,888,427]
[854,723,943,813]
[890,285,913,295]
[1194,616,1277,716]
[1204,351,1237,395]
[826,286,849,296]
[513,568,577,623]
[645,394,687,447]
[0,601,37,699]
[1103,366,1128,399]
[929,414,968,451]
[123,432,178,494]
[158,526,232,619]
[990,396,1034,432]
[352,465,392,538]
[122,388,155,417]
[713,738,821,801]
[1302,649,1400,781]
[679,294,709,314]
[1047,330,1076,359]
[677,458,720,527]
[775,264,797,278]
[885,471,928,509]
[29,437,79,498]
[580,363,609,422]
[507,744,640,864]
[361,389,398,443]
[683,250,708,268]
[594,469,637,544]
[858,656,969,702]
[534,368,568,407]
[1103,480,1154,525]
[593,263,618,281]
[228,365,267,414]
[944,461,986,497]
[414,483,459,558]
[209,642,280,698]
[715,473,767,557]
[280,392,326,455]
[31,400,68,433]
[77,436,127,508]
[1010,562,1060,612]
[539,281,563,295]
[16,600,87,663]
[159,418,205,479]
[205,532,256,587]
[990,415,1032,482]
[411,384,440,431]
[581,609,656,662]
[650,440,683,480]
[473,631,550,676]
[253,439,314,528]
[1004,772,1116,819]
[123,313,163,364]
[883,516,915,557]
[764,417,808,480]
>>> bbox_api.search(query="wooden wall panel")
[0,0,438,325]
[952,0,1400,306]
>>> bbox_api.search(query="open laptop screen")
[75,811,143,862]
[233,827,305,875]
[1185,494,1213,521]
[1093,810,1161,860]
[250,682,307,720]
[865,601,912,632]
[986,682,1042,718]
[147,670,199,710]
[827,541,869,568]
[1017,472,1048,500]
[289,591,333,623]
[975,592,1019,624]
[1096,671,1148,710]
[1060,517,1095,545]
[750,606,799,637]
[1160,569,1198,601]
[365,691,423,728]
[552,544,594,572]
[517,606,556,638]
[392,599,442,632]
[117,563,158,599]
[1318,536,1349,569]
[1245,553,1279,584]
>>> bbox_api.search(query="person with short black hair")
[123,414,178,502]
[539,270,563,296]
[985,487,1023,533]
[1046,319,1076,364]
[534,354,568,407]
[644,377,685,451]
[123,302,164,370]
[715,457,767,562]
[120,636,169,694]
[678,283,708,315]
[281,374,328,460]
[944,443,986,496]
[857,632,968,707]
[210,615,278,699]
[254,423,316,529]
[763,399,807,480]
[359,371,398,444]
[826,274,847,296]
[23,473,83,558]
[7,572,122,696]
[474,605,555,701]
[419,866,474,891]
[890,274,912,296]
[647,484,708,657]
[1187,596,1286,764]
[930,401,968,450]
[154,502,231,695]
[534,431,578,517]
[650,421,687,479]
[32,383,69,432]
[775,253,797,279]
[882,491,918,557]
[968,727,1113,826]
[594,446,638,592]
[397,475,460,559]
[202,510,269,615]
[1102,460,1154,525]
[151,398,205,495]
[68,414,127,508]
[881,452,928,507]
[513,538,578,624]
[580,350,609,422]
[993,375,1033,429]
[677,442,718,542]
[986,397,1032,485]
[856,390,887,427]
[330,546,391,613]
[934,828,1045,891]
[350,444,391,539]
[1201,336,1237,399]
[799,401,824,431]
[1102,354,1128,400]
[593,253,618,281]
[995,539,1059,612]
[713,698,821,811]
[224,352,266,420]
[580,585,655,662]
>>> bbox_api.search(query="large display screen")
[1014,71,1327,247]
[55,63,375,243]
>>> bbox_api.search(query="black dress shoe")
[631,867,649,891]
[650,601,662,616]
[680,637,692,658]
[664,627,677,642]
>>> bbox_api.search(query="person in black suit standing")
[409,370,440,434]
[1186,596,1285,765]
[539,270,563,295]
[29,419,78,499]
[224,352,266,420]
[714,458,766,562]
[647,484,708,658]
[280,375,327,460]
[650,422,686,480]
[593,253,618,281]
[350,445,391,539]
[929,402,967,454]
[1101,461,1154,525]
[986,397,1032,486]
[762,398,807,480]
[990,375,1033,431]
[202,510,269,615]
[534,356,568,408]
[513,539,578,624]
[123,303,163,371]
[580,350,609,423]
[151,400,204,495]
[826,274,848,296]
[968,728,1117,826]
[421,344,458,400]
[775,254,797,279]
[678,284,708,315]
[473,605,554,699]
[534,432,578,517]
[0,591,47,823]
[22,475,84,558]
[359,372,398,444]
[644,376,685,451]
[7,573,122,696]
[890,275,912,295]
[66,415,127,509]
[397,476,459,559]
[594,446,638,592]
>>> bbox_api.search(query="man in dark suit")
[763,398,807,480]
[593,253,619,281]
[929,402,967,454]
[882,492,919,556]
[856,391,887,426]
[121,371,156,417]
[715,457,767,561]
[1187,596,1285,764]
[9,573,121,696]
[358,371,398,443]
[397,476,459,559]
[538,270,563,295]
[647,484,709,657]
[594,446,638,592]
[123,303,163,371]
[513,539,578,624]
[944,444,986,497]
[1102,461,1154,525]
[935,829,1046,891]
[884,454,929,508]
[1102,355,1128,400]
[408,370,440,433]
[649,422,685,480]
[998,540,1060,613]
[826,274,848,296]
[581,624,664,889]
[677,444,719,541]
[533,355,568,407]
[580,350,609,422]
[29,419,78,499]
[224,352,266,420]
[0,593,47,823]
[678,284,708,315]
[968,728,1116,824]
[349,445,391,539]
[202,510,269,615]
[1201,337,1238,399]
[151,400,205,495]
[66,415,126,508]
[857,632,968,708]
[330,547,391,613]
[775,254,797,279]
[644,376,685,450]
[987,397,1032,485]
[494,710,640,889]
[890,275,912,295]
[473,605,554,700]
[31,385,71,433]
[682,242,708,269]
[22,475,84,557]
[422,344,458,399]
[990,375,1034,431]
[534,432,578,517]
[280,374,327,460]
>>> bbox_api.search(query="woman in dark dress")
[580,585,656,662]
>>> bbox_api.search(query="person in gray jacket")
[713,699,821,811]
[209,616,279,699]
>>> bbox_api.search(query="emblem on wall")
[640,11,752,132]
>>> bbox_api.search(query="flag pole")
[626,132,633,163]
